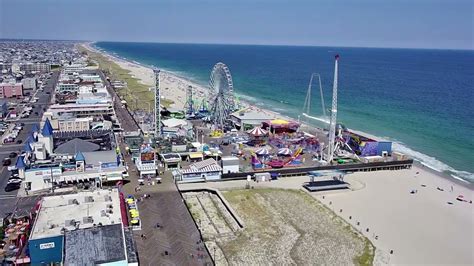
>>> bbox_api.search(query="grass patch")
[355,238,375,266]
[222,188,375,265]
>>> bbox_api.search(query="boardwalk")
[98,70,140,132]
[133,175,213,265]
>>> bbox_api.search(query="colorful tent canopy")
[277,148,292,156]
[255,148,269,156]
[270,119,289,125]
[263,119,300,130]
[247,126,268,137]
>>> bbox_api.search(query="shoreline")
[85,41,473,190]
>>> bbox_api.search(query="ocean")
[94,42,474,183]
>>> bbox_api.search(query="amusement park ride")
[302,55,358,164]
[208,62,236,130]
[182,62,237,137]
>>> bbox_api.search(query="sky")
[0,0,472,49]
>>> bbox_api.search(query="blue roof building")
[42,118,54,137]
[31,123,40,133]
[75,151,85,162]
[15,156,26,169]
[23,141,33,153]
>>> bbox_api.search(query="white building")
[22,77,37,90]
[58,117,92,131]
[56,81,79,93]
[79,74,102,82]
[230,107,276,131]
[47,103,114,118]
[63,63,87,72]
[221,156,240,174]
[175,158,222,183]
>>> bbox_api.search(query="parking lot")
[0,70,59,212]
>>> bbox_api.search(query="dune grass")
[221,188,375,265]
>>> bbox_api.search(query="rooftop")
[231,107,276,121]
[82,150,117,164]
[64,224,126,265]
[30,189,122,240]
[54,138,100,154]
[181,158,222,174]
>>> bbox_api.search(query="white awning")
[140,170,156,175]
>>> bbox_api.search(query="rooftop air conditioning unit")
[68,199,79,205]
[83,216,94,224]
[84,196,94,203]
[65,219,76,227]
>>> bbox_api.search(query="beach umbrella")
[277,148,292,156]
[247,126,268,137]
[255,148,269,156]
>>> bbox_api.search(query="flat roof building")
[230,107,276,131]
[29,189,128,265]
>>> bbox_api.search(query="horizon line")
[1,37,473,51]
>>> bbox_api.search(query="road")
[0,71,59,214]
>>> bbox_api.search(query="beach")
[86,43,474,264]
[180,165,474,264]
[83,43,289,122]
[84,43,210,110]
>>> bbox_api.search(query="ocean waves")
[391,142,474,183]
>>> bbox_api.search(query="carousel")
[246,126,269,146]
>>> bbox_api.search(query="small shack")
[175,158,222,183]
[221,156,239,174]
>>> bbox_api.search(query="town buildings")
[0,82,23,98]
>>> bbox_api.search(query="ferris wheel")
[209,62,235,129]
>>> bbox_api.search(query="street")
[0,71,59,214]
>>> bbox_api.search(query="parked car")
[4,182,21,192]
[4,138,14,144]
[8,152,17,158]
[3,158,12,166]
[16,139,22,144]
[7,179,21,184]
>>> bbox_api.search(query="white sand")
[180,165,474,265]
